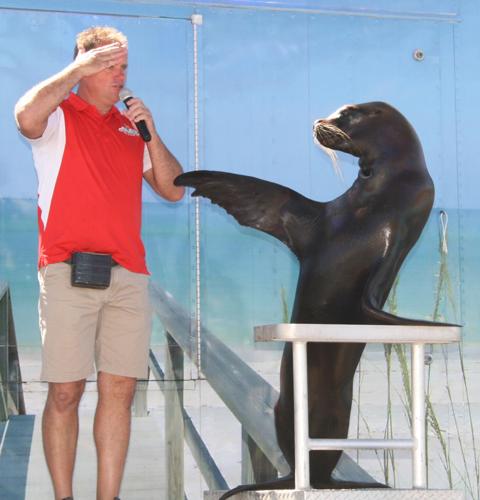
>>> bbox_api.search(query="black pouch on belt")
[70,252,114,289]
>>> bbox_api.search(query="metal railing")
[148,283,378,499]
[0,282,26,421]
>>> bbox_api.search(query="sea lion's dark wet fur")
[175,102,446,497]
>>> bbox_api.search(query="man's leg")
[94,371,137,500]
[42,380,86,499]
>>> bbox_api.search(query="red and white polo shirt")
[27,92,152,274]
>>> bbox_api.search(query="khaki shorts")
[38,262,151,383]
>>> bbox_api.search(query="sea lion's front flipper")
[175,170,323,257]
[361,244,457,327]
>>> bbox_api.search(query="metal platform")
[254,323,461,344]
[205,490,464,500]
[254,323,461,491]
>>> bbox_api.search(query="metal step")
[0,415,35,500]
[205,490,464,500]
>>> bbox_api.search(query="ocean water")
[0,197,477,346]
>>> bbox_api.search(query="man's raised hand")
[74,42,127,77]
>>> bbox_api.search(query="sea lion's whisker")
[312,122,352,181]
[319,122,352,143]
[313,132,344,181]
[321,144,344,181]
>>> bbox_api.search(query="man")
[14,26,184,500]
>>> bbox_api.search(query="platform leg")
[412,343,426,488]
[165,332,185,499]
[293,341,310,489]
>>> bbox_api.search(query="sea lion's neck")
[358,151,376,175]
[359,142,426,173]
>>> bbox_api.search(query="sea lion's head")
[313,102,421,178]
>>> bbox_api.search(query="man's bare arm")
[143,135,185,202]
[14,43,127,139]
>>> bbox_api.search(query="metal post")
[191,13,202,376]
[133,368,149,417]
[412,342,426,488]
[293,341,310,489]
[241,426,277,483]
[0,292,8,421]
[165,332,185,500]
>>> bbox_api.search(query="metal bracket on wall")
[191,14,203,25]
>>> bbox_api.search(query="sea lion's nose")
[313,119,324,130]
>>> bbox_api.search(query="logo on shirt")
[118,126,140,137]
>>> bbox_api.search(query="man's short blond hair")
[73,26,127,59]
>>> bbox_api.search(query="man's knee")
[98,372,137,408]
[46,380,85,413]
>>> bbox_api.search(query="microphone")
[119,87,151,142]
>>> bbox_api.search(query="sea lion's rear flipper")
[175,170,323,257]
[218,475,388,498]
[218,474,294,499]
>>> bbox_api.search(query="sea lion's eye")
[360,168,373,179]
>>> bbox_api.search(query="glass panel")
[1,1,478,500]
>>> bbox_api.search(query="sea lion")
[175,101,445,497]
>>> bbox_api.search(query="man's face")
[81,46,128,106]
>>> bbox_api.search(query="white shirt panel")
[143,143,152,173]
[27,108,66,229]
